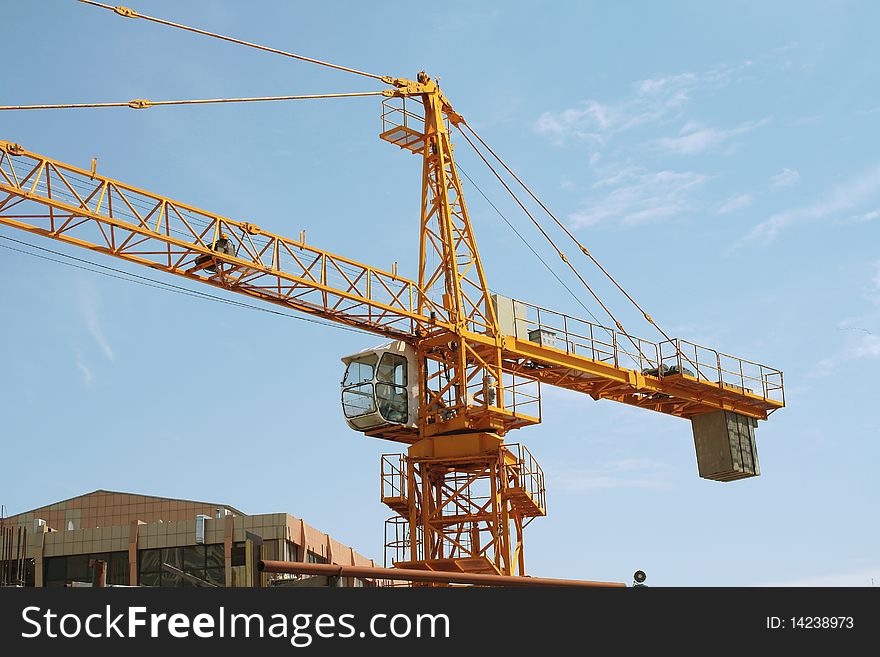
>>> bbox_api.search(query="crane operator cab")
[341,341,418,432]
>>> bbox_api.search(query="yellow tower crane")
[0,1,783,579]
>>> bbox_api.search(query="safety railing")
[508,298,784,405]
[512,301,661,373]
[659,339,785,405]
[380,454,407,505]
[380,97,451,145]
[463,370,541,420]
[504,443,547,516]
[504,374,542,419]
[384,516,422,568]
[381,96,424,132]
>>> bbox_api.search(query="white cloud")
[569,167,708,227]
[855,106,880,116]
[717,193,754,215]
[534,72,699,146]
[535,47,792,150]
[534,101,613,146]
[851,333,880,358]
[75,352,94,386]
[559,176,577,192]
[848,209,880,223]
[636,72,697,96]
[534,54,783,229]
[87,315,114,362]
[550,458,673,493]
[656,118,769,156]
[790,114,822,126]
[806,268,880,380]
[806,356,837,380]
[771,167,800,187]
[76,281,115,362]
[743,163,880,245]
[807,331,880,380]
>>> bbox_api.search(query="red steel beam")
[258,560,625,588]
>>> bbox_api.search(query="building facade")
[0,490,377,587]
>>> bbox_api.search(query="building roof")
[5,489,245,519]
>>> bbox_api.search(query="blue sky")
[1,1,878,586]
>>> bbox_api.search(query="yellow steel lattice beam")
[0,140,438,339]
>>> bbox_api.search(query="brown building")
[0,490,377,587]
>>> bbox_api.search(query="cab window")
[376,353,407,386]
[343,354,378,386]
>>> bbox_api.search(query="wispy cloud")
[75,351,94,386]
[855,105,880,116]
[742,163,880,245]
[852,333,880,357]
[534,73,695,147]
[76,281,114,362]
[535,50,794,229]
[533,51,779,152]
[790,114,821,127]
[847,209,880,224]
[569,166,708,227]
[807,329,880,379]
[715,170,798,219]
[770,167,800,188]
[550,458,673,493]
[805,267,880,380]
[87,315,114,362]
[656,118,769,156]
[635,72,698,97]
[717,193,754,215]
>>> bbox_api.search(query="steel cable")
[77,0,388,82]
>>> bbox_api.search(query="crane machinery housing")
[0,1,784,580]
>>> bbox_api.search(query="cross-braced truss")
[381,441,546,576]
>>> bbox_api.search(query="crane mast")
[383,76,539,574]
[0,3,785,579]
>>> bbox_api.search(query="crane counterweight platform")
[0,0,785,580]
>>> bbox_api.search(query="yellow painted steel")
[0,135,782,424]
[0,139,437,339]
[0,53,784,579]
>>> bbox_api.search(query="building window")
[44,552,129,587]
[285,540,302,562]
[138,544,223,587]
[0,558,36,587]
[231,542,246,567]
[306,550,328,565]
